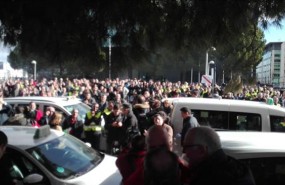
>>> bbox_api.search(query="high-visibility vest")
[84,111,102,132]
[103,108,112,116]
[84,124,102,132]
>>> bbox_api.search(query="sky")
[263,18,285,43]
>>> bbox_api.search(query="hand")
[143,129,148,136]
[112,122,117,127]
[117,122,122,127]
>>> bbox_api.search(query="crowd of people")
[0,76,281,184]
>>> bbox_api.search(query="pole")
[31,60,37,81]
[34,63,36,81]
[198,61,200,83]
[205,50,208,75]
[108,36,111,79]
[222,70,225,84]
[191,67,193,83]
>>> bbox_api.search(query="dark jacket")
[187,149,255,185]
[122,111,139,143]
[104,112,124,143]
[181,115,199,145]
[62,116,83,140]
[3,113,29,126]
[133,103,150,134]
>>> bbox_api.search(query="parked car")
[218,131,285,185]
[3,96,90,123]
[0,125,121,185]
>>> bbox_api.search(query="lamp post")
[31,60,37,81]
[209,60,215,88]
[205,46,216,75]
[108,36,111,79]
[107,28,116,80]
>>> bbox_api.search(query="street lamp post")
[205,47,216,75]
[31,60,37,81]
[107,27,116,80]
[108,36,111,79]
[209,60,215,88]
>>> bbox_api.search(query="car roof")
[4,96,83,107]
[218,131,285,159]
[165,97,283,111]
[0,126,64,150]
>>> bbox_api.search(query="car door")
[242,157,285,185]
[0,147,51,185]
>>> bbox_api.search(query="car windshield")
[64,102,90,121]
[26,133,103,179]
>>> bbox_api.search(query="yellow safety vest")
[84,111,102,132]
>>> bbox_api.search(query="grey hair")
[185,126,221,155]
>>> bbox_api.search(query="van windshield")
[64,102,90,121]
[26,133,103,179]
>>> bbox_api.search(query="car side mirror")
[23,173,43,184]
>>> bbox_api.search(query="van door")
[229,104,265,131]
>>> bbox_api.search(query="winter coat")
[186,149,255,185]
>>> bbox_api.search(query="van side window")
[229,112,261,131]
[270,116,285,132]
[192,110,229,129]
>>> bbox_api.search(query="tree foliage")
[0,0,284,79]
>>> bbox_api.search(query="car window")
[63,102,90,121]
[43,105,68,121]
[229,112,262,131]
[0,147,50,185]
[270,115,285,132]
[242,157,285,185]
[26,133,103,179]
[192,110,229,129]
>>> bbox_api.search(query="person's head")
[91,103,99,113]
[48,106,55,115]
[29,101,37,111]
[0,130,8,159]
[15,106,25,114]
[107,101,115,111]
[112,103,121,116]
[146,125,171,151]
[180,107,191,119]
[152,111,168,126]
[51,112,63,125]
[122,103,131,115]
[72,109,79,118]
[144,147,181,185]
[130,135,146,152]
[183,126,221,167]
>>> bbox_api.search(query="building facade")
[256,42,285,87]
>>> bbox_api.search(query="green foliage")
[0,0,284,78]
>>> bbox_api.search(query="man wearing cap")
[180,107,199,146]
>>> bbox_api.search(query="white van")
[167,97,285,136]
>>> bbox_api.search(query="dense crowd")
[0,77,266,184]
[1,77,285,105]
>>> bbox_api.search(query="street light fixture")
[205,46,216,76]
[31,60,37,81]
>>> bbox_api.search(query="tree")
[0,0,284,79]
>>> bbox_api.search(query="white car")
[0,125,121,185]
[3,96,90,122]
[218,131,285,185]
